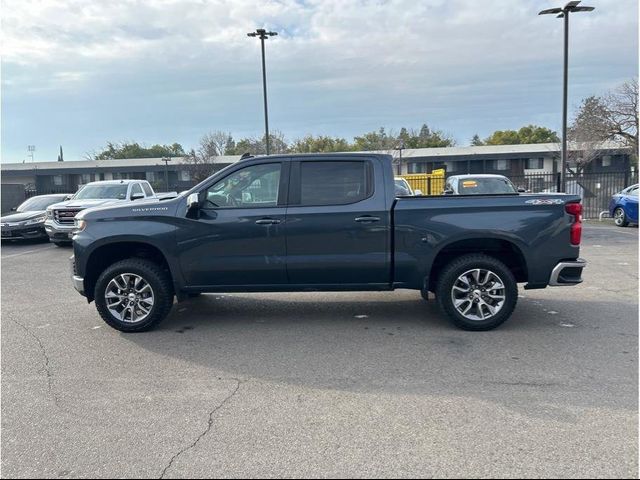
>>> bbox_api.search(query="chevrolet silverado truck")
[70,153,586,332]
[46,179,157,246]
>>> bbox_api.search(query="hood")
[1,211,46,223]
[77,197,179,220]
[49,199,121,210]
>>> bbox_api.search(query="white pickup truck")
[45,180,161,246]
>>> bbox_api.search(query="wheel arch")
[83,239,175,302]
[428,236,528,291]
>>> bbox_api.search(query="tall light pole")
[539,1,594,192]
[247,28,278,155]
[395,139,405,175]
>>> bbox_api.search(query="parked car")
[394,177,414,196]
[71,153,585,333]
[45,180,158,246]
[609,184,638,227]
[1,194,71,241]
[443,174,523,195]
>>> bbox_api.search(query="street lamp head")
[248,29,278,40]
[539,1,594,16]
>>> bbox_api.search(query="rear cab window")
[142,182,154,197]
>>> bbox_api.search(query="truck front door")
[177,161,288,287]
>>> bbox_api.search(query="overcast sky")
[1,0,638,163]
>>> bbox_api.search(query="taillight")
[565,202,582,245]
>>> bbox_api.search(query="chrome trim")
[72,275,85,294]
[549,259,587,286]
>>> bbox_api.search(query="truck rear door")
[284,157,391,287]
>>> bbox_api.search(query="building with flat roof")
[1,142,633,195]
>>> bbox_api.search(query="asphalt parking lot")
[1,223,638,479]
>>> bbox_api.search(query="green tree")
[89,141,185,160]
[290,135,353,153]
[483,125,559,145]
[353,127,397,151]
[227,131,289,156]
[470,134,484,146]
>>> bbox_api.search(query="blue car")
[609,184,638,227]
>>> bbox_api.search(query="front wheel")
[614,207,629,227]
[436,254,518,331]
[94,259,174,332]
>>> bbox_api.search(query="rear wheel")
[614,207,629,227]
[95,259,174,332]
[436,254,518,331]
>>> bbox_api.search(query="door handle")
[255,218,281,225]
[355,216,381,223]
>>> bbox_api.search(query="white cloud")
[1,0,637,160]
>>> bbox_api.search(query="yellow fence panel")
[399,169,445,195]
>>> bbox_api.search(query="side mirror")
[187,193,200,211]
[131,193,145,201]
[10,207,16,211]
[64,194,73,201]
[443,189,454,195]
[414,189,423,196]
[517,187,526,193]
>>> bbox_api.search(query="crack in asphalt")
[158,378,244,479]
[10,317,62,409]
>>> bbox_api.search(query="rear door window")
[298,161,372,206]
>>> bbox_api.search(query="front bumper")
[44,220,75,242]
[70,255,85,295]
[1,223,48,240]
[548,258,587,286]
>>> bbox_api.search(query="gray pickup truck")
[70,153,585,332]
[45,180,157,246]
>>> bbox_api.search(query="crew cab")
[70,154,586,332]
[46,180,157,246]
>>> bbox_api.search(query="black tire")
[614,207,629,227]
[436,254,518,331]
[94,258,174,332]
[53,241,71,247]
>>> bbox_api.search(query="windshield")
[394,179,412,196]
[458,177,517,195]
[73,184,128,200]
[17,196,66,212]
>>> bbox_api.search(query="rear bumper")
[549,258,587,286]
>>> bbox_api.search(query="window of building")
[601,155,611,167]
[525,158,545,170]
[180,170,191,181]
[495,159,508,171]
[299,161,371,206]
[53,175,63,186]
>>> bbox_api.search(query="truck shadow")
[121,292,638,422]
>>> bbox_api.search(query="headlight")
[24,215,47,225]
[74,219,87,232]
[46,209,53,218]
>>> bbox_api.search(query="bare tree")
[603,78,638,161]
[567,79,639,171]
[183,131,234,182]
